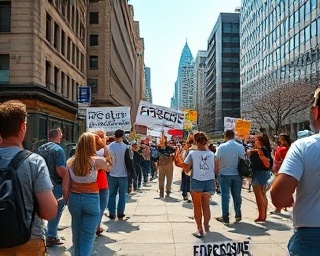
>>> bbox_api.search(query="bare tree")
[246,82,315,135]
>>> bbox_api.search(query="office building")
[240,0,319,135]
[203,13,240,134]
[171,41,194,110]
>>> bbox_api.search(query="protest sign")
[193,240,251,256]
[86,107,131,132]
[224,117,237,131]
[235,119,251,139]
[136,101,185,130]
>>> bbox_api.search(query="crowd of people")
[1,86,320,256]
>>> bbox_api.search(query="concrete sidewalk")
[48,168,292,256]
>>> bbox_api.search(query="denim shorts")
[252,170,271,186]
[190,178,215,195]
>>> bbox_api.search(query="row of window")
[45,60,78,101]
[46,13,85,73]
[48,0,85,42]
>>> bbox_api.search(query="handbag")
[238,155,252,177]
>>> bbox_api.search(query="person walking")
[0,100,57,255]
[270,133,291,214]
[67,132,110,256]
[132,141,143,190]
[247,134,272,222]
[157,137,175,198]
[94,130,112,236]
[182,132,217,237]
[37,128,70,246]
[271,87,320,256]
[107,129,131,220]
[215,130,245,224]
[140,141,152,186]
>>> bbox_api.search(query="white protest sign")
[193,240,251,256]
[224,117,237,131]
[86,107,131,132]
[136,101,185,130]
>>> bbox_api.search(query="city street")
[48,167,292,256]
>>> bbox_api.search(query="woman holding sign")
[179,132,218,237]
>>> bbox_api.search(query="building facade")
[0,0,87,152]
[144,66,152,103]
[171,42,194,110]
[87,0,144,123]
[194,50,207,131]
[203,13,240,134]
[240,0,319,136]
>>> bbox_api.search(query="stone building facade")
[0,0,87,152]
[0,0,144,151]
[87,0,144,123]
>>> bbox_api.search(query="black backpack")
[0,150,34,248]
[238,155,252,178]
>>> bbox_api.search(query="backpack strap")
[9,149,35,231]
[9,150,33,170]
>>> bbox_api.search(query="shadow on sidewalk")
[105,219,139,233]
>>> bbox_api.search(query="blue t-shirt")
[37,142,66,185]
[0,147,53,239]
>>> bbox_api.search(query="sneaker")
[235,216,242,223]
[215,216,230,224]
[46,237,64,247]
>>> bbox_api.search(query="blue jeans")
[133,164,142,189]
[99,188,109,223]
[108,176,128,217]
[68,192,100,256]
[141,160,151,183]
[47,185,65,239]
[288,227,320,255]
[219,174,242,219]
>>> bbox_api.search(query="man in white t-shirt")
[271,87,320,256]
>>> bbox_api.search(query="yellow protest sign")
[234,119,251,139]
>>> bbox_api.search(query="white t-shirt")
[279,133,320,228]
[184,150,215,181]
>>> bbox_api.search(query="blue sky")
[129,0,241,107]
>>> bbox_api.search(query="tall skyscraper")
[171,41,194,110]
[194,50,208,131]
[144,66,152,103]
[203,13,240,134]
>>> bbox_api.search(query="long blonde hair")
[72,132,97,176]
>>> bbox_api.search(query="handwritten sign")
[193,240,251,256]
[86,107,131,132]
[136,101,185,130]
[235,119,251,139]
[224,117,237,131]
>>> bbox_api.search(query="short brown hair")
[194,132,208,146]
[0,100,27,138]
[224,130,235,139]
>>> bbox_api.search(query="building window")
[311,0,317,10]
[89,56,98,69]
[89,12,99,24]
[0,54,9,83]
[0,1,11,32]
[311,20,317,38]
[87,78,98,93]
[46,13,52,43]
[305,25,311,41]
[90,35,98,46]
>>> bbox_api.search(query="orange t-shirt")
[96,169,108,189]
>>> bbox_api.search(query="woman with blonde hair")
[67,132,111,256]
